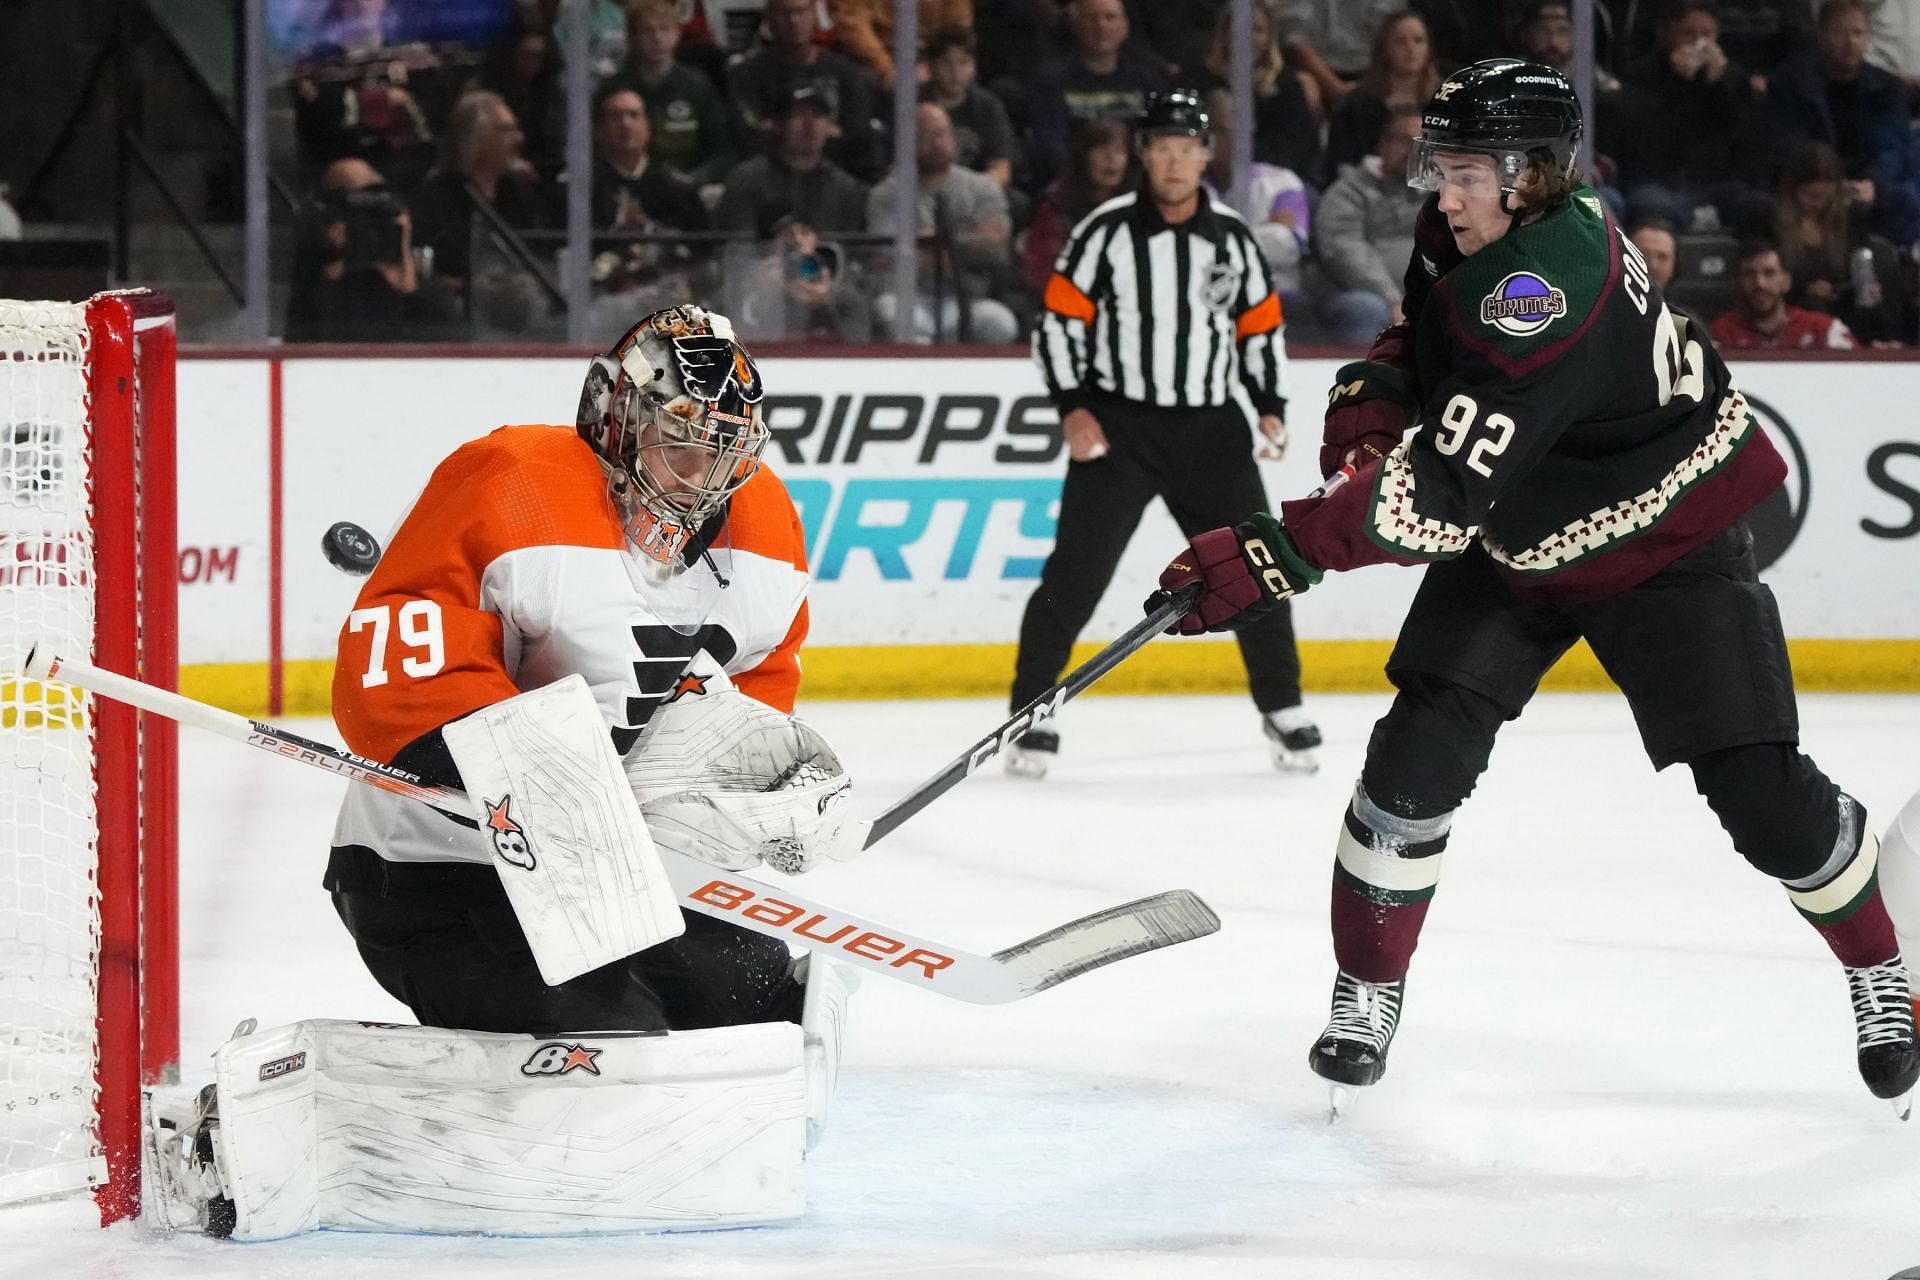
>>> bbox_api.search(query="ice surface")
[4,690,1919,1279]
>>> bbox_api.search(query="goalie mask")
[1408,58,1582,216]
[576,305,769,581]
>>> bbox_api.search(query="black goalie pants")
[1359,522,1842,884]
[1011,394,1303,713]
[329,853,801,1036]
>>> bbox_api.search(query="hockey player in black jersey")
[1150,59,1920,1117]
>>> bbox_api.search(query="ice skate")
[1263,708,1321,774]
[144,1080,234,1237]
[1004,727,1059,780]
[1309,970,1405,1121]
[1846,955,1920,1117]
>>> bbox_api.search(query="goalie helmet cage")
[0,290,179,1225]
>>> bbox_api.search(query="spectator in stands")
[1771,140,1908,343]
[866,102,1023,343]
[1624,215,1702,319]
[1610,2,1771,236]
[1629,217,1681,293]
[616,0,738,188]
[1320,9,1442,186]
[1021,117,1132,295]
[728,0,884,182]
[1310,106,1424,345]
[1770,0,1920,246]
[1276,0,1403,116]
[1710,239,1861,348]
[1134,0,1229,79]
[1415,0,1508,67]
[1705,0,1814,79]
[291,41,436,189]
[829,0,974,91]
[1862,0,1920,97]
[465,17,566,179]
[922,27,1019,190]
[1023,0,1171,189]
[1186,1,1323,186]
[1512,0,1619,89]
[287,157,461,342]
[410,91,552,294]
[1200,87,1311,301]
[716,84,871,238]
[585,84,710,317]
[734,214,874,341]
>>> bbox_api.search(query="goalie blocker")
[150,957,854,1240]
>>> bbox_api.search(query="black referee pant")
[1012,393,1303,714]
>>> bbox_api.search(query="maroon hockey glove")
[1320,326,1420,480]
[1148,512,1323,635]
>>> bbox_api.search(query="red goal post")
[0,290,179,1224]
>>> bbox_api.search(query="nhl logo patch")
[1202,262,1242,312]
[1480,271,1568,336]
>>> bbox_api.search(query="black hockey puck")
[322,521,383,576]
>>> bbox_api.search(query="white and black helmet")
[576,305,768,581]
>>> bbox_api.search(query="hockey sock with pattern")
[1330,784,1452,984]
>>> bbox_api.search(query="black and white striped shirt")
[1034,190,1288,417]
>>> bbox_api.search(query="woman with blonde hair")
[1188,0,1321,185]
[1772,140,1906,343]
[1320,10,1440,185]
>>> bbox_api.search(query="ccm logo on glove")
[1148,511,1322,635]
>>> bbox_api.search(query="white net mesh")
[0,300,104,1202]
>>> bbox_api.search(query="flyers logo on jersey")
[1480,271,1568,337]
[483,794,537,871]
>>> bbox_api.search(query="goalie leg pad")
[207,1018,807,1240]
[798,956,856,1150]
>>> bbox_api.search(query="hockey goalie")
[150,306,861,1239]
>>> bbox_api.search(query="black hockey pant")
[1011,394,1302,713]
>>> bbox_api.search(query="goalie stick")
[21,646,1219,1004]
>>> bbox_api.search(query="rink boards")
[164,350,1920,714]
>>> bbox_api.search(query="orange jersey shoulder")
[333,425,617,761]
[717,462,808,572]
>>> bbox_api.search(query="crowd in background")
[279,0,1920,350]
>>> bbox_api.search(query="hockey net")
[0,291,178,1223]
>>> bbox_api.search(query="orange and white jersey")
[329,424,809,867]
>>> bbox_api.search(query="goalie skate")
[142,1082,234,1238]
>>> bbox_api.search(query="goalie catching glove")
[626,683,863,873]
[1148,511,1322,635]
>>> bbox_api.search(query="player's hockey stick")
[20,646,1219,1004]
[858,583,1199,848]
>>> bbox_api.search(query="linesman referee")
[1007,89,1318,778]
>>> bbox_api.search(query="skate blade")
[1893,1090,1913,1122]
[1327,1083,1353,1124]
[1269,745,1320,775]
